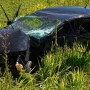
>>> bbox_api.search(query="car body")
[0,5,90,78]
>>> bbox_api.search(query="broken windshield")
[11,16,58,39]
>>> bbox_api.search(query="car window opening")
[57,18,90,38]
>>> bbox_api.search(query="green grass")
[0,0,90,90]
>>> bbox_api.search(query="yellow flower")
[15,62,23,71]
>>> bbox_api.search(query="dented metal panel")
[0,28,29,53]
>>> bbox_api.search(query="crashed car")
[0,5,90,78]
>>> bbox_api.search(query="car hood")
[0,28,29,53]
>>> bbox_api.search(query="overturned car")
[0,5,90,78]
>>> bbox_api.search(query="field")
[0,0,90,90]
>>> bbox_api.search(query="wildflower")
[15,62,23,71]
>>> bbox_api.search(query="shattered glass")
[11,16,58,39]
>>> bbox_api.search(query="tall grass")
[0,0,90,90]
[16,43,90,90]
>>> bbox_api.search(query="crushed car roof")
[33,6,90,21]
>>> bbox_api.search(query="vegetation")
[0,0,90,90]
